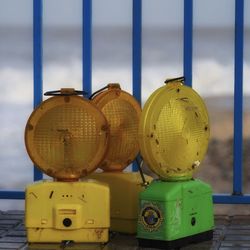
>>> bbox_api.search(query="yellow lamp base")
[26,228,108,243]
[88,172,153,234]
[25,180,110,243]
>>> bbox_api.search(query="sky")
[0,0,249,28]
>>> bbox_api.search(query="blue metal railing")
[33,0,43,182]
[0,0,43,199]
[132,0,142,172]
[213,0,248,204]
[132,0,142,105]
[0,0,249,204]
[233,0,244,196]
[83,0,92,97]
[183,0,193,87]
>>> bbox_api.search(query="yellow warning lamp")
[25,88,109,181]
[139,77,210,181]
[137,77,214,248]
[89,84,153,234]
[91,83,141,171]
[25,88,110,243]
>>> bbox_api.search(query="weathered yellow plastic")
[88,172,153,234]
[91,84,141,172]
[139,82,210,181]
[25,94,109,181]
[25,180,110,243]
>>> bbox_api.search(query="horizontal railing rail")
[0,0,248,204]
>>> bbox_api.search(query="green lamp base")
[137,179,214,249]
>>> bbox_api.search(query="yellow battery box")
[25,180,110,243]
[89,172,153,234]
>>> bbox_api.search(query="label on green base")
[138,202,164,232]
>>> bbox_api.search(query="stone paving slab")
[6,231,27,237]
[0,242,26,249]
[0,212,250,249]
[0,220,20,225]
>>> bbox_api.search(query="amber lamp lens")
[25,95,108,181]
[91,84,141,171]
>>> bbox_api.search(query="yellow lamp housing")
[89,83,153,234]
[91,83,141,172]
[139,78,210,181]
[26,180,110,243]
[25,88,109,181]
[24,88,110,243]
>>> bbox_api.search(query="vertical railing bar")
[132,0,142,104]
[132,0,142,171]
[233,0,244,195]
[0,191,25,200]
[183,0,193,87]
[33,0,43,181]
[82,0,92,96]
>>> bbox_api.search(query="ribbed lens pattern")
[33,105,99,177]
[139,83,210,181]
[102,99,139,168]
[153,98,207,175]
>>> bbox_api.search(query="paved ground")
[0,211,250,249]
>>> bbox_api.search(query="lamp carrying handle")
[164,76,185,84]
[44,88,88,96]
